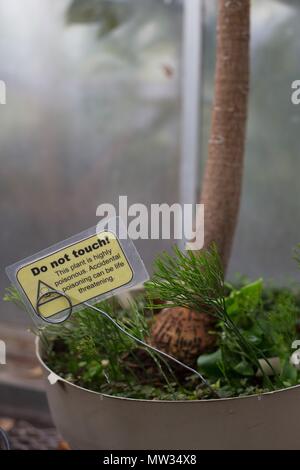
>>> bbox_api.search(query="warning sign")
[14,231,134,318]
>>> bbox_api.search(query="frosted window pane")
[0,0,182,324]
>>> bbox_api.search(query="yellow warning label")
[16,231,133,318]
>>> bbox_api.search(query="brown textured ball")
[150,307,216,366]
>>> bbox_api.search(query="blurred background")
[1,0,183,326]
[0,0,300,330]
[1,0,300,448]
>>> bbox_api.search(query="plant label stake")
[6,218,218,397]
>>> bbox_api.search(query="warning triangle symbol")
[36,280,61,306]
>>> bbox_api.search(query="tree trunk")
[150,0,250,365]
[200,0,250,274]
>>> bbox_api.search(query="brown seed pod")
[150,307,216,366]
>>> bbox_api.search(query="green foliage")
[3,286,25,310]
[146,246,280,390]
[3,286,210,399]
[66,0,129,36]
[225,279,263,321]
[197,349,222,378]
[43,298,173,395]
[4,245,300,400]
[146,245,225,316]
[197,283,300,396]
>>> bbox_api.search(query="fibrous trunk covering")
[200,0,250,273]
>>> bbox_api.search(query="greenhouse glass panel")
[0,0,183,324]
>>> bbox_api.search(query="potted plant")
[5,0,300,449]
[5,244,300,449]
